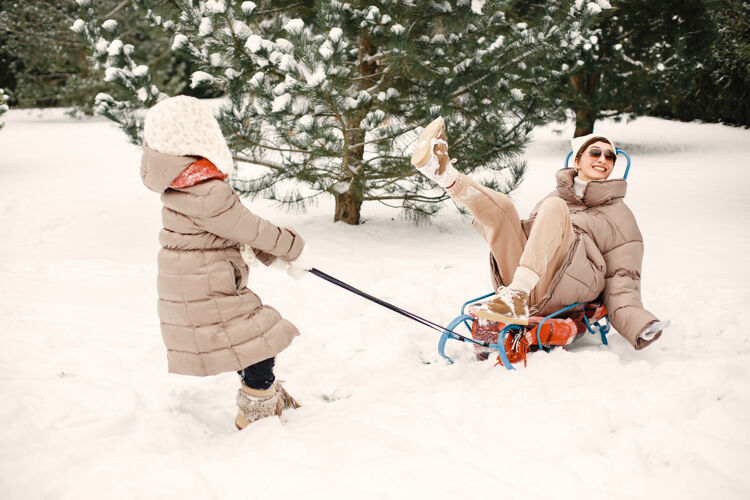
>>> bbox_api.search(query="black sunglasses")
[587,147,617,163]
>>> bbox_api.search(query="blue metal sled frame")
[438,294,611,370]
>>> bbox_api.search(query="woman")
[411,117,668,349]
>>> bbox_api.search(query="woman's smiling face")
[575,141,616,182]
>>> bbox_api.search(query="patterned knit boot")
[235,381,300,430]
[235,383,279,430]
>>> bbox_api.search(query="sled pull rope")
[309,268,491,348]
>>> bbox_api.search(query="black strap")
[309,268,488,346]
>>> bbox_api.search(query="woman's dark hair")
[575,136,613,161]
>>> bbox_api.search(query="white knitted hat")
[143,95,234,173]
[571,133,617,160]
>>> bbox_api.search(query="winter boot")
[411,116,458,188]
[275,382,301,412]
[477,286,530,326]
[235,380,300,430]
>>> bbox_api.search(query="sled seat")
[438,294,610,369]
[469,301,608,366]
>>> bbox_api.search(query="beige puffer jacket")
[140,146,304,376]
[514,168,659,349]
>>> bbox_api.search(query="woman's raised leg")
[446,174,527,287]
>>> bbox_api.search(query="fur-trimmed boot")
[477,286,530,325]
[411,116,458,188]
[476,267,539,326]
[235,381,301,430]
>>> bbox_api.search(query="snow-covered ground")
[1,109,749,499]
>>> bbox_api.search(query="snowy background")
[1,109,749,499]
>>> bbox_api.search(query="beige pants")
[446,174,574,303]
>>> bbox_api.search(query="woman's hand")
[640,320,671,341]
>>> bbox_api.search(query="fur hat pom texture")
[143,95,234,173]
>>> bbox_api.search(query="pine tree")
[697,0,750,125]
[653,0,750,126]
[534,0,711,136]
[75,0,598,224]
[0,0,89,108]
[0,0,192,111]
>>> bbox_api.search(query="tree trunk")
[80,48,89,79]
[574,109,595,137]
[332,31,378,225]
[570,72,601,137]
[334,122,365,224]
[333,190,363,224]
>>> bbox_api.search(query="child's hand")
[270,257,290,272]
[239,244,260,268]
[269,256,307,280]
[286,265,308,280]
[269,257,307,281]
[286,249,313,280]
[262,248,312,280]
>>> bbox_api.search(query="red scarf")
[169,158,228,189]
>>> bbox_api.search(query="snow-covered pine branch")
[0,88,9,130]
[71,1,164,144]
[73,0,597,224]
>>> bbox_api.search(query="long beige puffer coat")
[510,168,659,349]
[140,146,304,376]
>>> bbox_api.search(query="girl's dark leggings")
[237,357,275,390]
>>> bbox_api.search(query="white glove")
[640,320,670,341]
[286,249,313,280]
[239,244,260,268]
[270,257,290,272]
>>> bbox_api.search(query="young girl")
[140,95,310,429]
[411,117,668,350]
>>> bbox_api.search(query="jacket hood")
[140,145,196,193]
[555,168,627,207]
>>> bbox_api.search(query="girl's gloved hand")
[270,257,290,272]
[286,249,313,280]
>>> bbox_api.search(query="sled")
[312,147,630,369]
[437,293,611,369]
